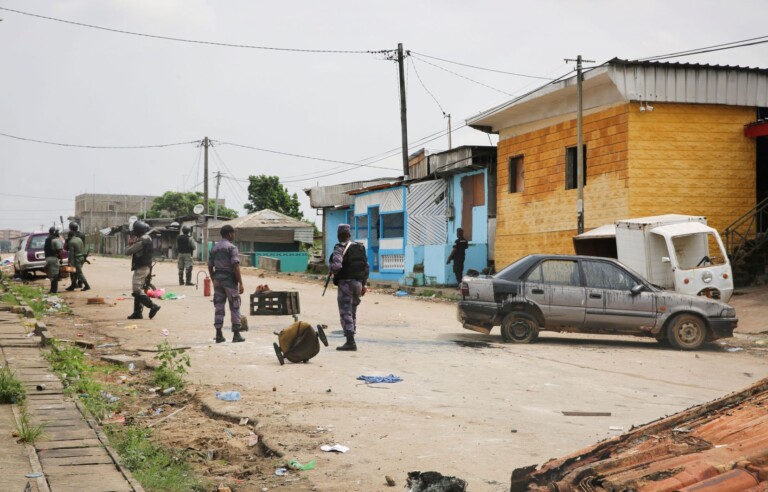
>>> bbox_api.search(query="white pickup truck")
[574,214,733,302]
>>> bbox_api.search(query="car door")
[537,259,586,330]
[581,259,657,334]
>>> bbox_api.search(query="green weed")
[15,404,45,443]
[7,284,47,318]
[0,366,26,404]
[106,426,205,492]
[152,340,190,390]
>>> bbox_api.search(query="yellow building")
[467,58,768,268]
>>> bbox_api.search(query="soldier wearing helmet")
[65,221,87,289]
[176,225,196,286]
[44,227,64,294]
[65,222,90,292]
[124,221,161,320]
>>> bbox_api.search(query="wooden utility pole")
[397,43,409,180]
[446,114,452,150]
[203,136,210,260]
[214,171,222,221]
[565,55,593,234]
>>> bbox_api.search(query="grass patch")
[1,291,18,305]
[0,366,26,404]
[15,404,45,443]
[152,340,190,390]
[3,283,47,318]
[106,425,205,491]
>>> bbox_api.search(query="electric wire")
[409,56,447,116]
[0,131,198,149]
[409,51,555,80]
[409,54,515,97]
[636,34,768,62]
[0,192,72,201]
[0,6,394,55]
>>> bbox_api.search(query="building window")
[565,145,587,190]
[381,212,404,239]
[508,155,524,193]
[355,215,368,240]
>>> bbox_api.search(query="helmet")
[132,221,150,235]
[49,226,59,235]
[69,222,79,232]
[182,226,191,235]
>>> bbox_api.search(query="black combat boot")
[214,328,225,343]
[137,294,161,319]
[48,278,58,294]
[81,280,90,292]
[185,267,194,286]
[178,272,184,286]
[336,334,357,351]
[231,325,245,343]
[127,298,143,319]
[65,283,77,291]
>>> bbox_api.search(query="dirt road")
[33,256,768,491]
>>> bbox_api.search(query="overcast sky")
[1,0,767,232]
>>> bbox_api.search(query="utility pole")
[446,114,452,150]
[397,43,410,180]
[142,197,146,220]
[202,137,210,260]
[565,55,594,234]
[214,171,222,221]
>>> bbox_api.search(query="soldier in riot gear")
[208,224,245,343]
[176,225,196,286]
[124,221,161,320]
[65,222,87,288]
[65,223,90,292]
[44,227,64,294]
[329,223,369,351]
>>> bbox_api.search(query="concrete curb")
[11,405,51,492]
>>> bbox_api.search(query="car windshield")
[28,235,47,249]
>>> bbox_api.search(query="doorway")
[369,207,380,272]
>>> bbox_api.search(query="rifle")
[322,272,332,296]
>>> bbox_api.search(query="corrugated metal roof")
[209,209,312,231]
[468,58,768,132]
[511,378,768,492]
[304,177,401,208]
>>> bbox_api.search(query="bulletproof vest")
[336,242,368,281]
[132,237,154,270]
[44,236,55,257]
[177,234,193,254]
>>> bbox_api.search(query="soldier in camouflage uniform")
[329,223,369,351]
[207,224,245,343]
[44,227,63,294]
[176,226,196,286]
[65,228,90,292]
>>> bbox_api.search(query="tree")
[244,175,303,220]
[147,191,238,219]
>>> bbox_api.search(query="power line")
[409,53,515,97]
[0,192,71,201]
[410,56,447,116]
[636,34,768,62]
[0,131,198,149]
[409,51,554,80]
[0,6,393,55]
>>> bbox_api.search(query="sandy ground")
[15,255,768,491]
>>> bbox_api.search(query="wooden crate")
[250,291,300,316]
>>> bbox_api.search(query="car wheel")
[666,314,707,351]
[500,312,539,344]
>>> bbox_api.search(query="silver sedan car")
[457,254,737,350]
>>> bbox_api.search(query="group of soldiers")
[44,220,371,351]
[44,222,90,294]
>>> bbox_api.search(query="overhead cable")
[409,53,515,97]
[410,51,554,80]
[0,131,197,149]
[636,34,768,62]
[409,56,447,115]
[0,192,71,201]
[0,6,393,55]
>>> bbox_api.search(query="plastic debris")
[275,467,288,476]
[216,391,241,401]
[100,391,120,403]
[25,473,43,478]
[247,433,259,447]
[726,347,744,352]
[357,374,403,384]
[288,459,316,471]
[320,444,349,453]
[162,387,176,395]
[393,290,409,297]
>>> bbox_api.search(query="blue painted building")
[305,146,496,285]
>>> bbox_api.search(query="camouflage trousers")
[337,279,362,336]
[213,278,241,329]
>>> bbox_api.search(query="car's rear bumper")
[457,300,500,328]
[708,317,738,339]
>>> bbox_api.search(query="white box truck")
[574,214,734,302]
